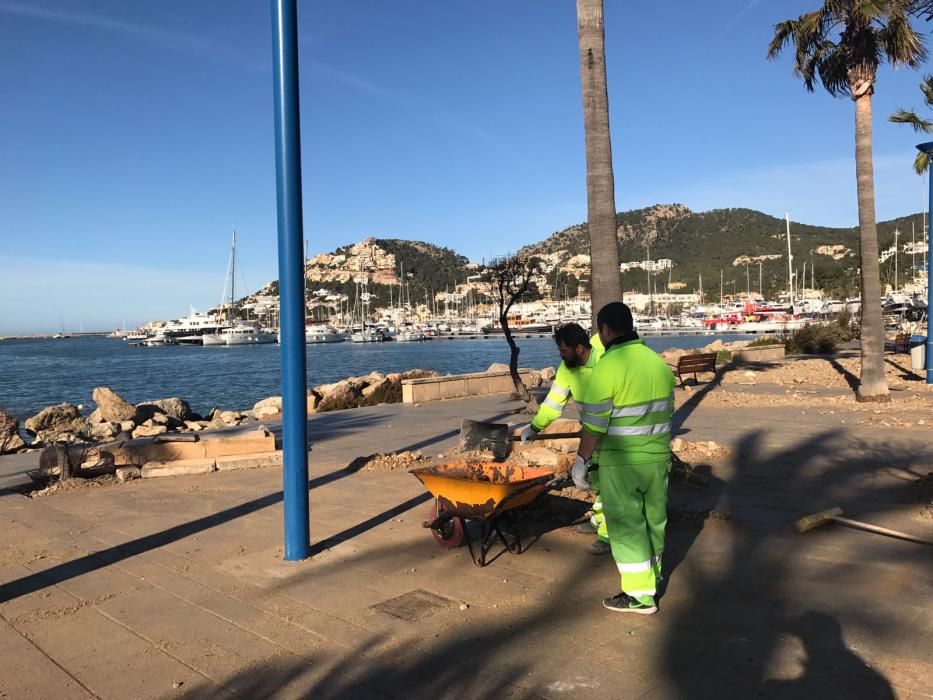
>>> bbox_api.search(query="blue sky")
[1,0,931,333]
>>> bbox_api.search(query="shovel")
[458,419,580,459]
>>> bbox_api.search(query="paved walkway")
[1,387,932,699]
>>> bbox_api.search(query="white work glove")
[572,455,592,491]
[520,425,539,445]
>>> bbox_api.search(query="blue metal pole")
[272,0,310,560]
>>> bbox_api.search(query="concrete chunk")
[141,458,216,478]
[214,451,284,472]
[115,466,141,482]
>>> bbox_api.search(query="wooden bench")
[669,352,718,387]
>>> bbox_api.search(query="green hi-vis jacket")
[531,334,605,431]
[579,338,676,464]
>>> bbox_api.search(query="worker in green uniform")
[574,302,675,615]
[520,323,608,554]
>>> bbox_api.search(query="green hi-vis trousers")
[588,472,609,543]
[598,457,670,605]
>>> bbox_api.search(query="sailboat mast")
[231,229,236,309]
[785,213,793,304]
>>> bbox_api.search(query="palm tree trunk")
[853,91,890,402]
[576,0,622,325]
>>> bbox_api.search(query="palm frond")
[768,19,801,60]
[889,108,933,131]
[914,150,930,175]
[921,74,933,106]
[878,6,928,66]
[852,0,890,24]
[817,44,852,96]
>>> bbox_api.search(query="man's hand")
[520,425,539,445]
[572,455,592,491]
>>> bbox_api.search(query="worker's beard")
[564,352,583,369]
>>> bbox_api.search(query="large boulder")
[307,390,323,413]
[87,421,119,441]
[132,424,167,439]
[539,367,557,383]
[361,377,402,405]
[138,398,191,422]
[317,379,363,412]
[92,387,137,423]
[487,362,510,373]
[24,403,82,436]
[0,410,27,454]
[253,396,283,420]
[660,348,687,367]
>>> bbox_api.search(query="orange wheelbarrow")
[411,460,569,566]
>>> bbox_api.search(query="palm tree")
[576,0,623,323]
[890,75,933,173]
[768,0,926,402]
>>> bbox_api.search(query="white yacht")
[306,325,344,344]
[349,327,383,343]
[396,330,426,342]
[201,330,230,346]
[142,333,173,347]
[221,322,276,345]
[162,308,224,344]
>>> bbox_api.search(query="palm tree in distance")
[890,75,933,173]
[576,0,623,324]
[768,0,926,402]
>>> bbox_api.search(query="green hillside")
[523,205,926,299]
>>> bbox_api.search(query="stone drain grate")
[372,589,454,622]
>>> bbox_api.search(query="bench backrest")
[677,352,718,372]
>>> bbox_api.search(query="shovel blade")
[458,419,510,459]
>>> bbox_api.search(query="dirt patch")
[15,474,119,499]
[672,439,729,462]
[352,451,432,473]
[720,354,918,389]
[905,471,933,521]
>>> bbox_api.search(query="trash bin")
[910,335,926,371]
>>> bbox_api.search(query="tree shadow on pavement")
[827,357,860,392]
[672,365,729,436]
[164,427,933,698]
[658,428,933,698]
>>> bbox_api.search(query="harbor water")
[0,334,745,419]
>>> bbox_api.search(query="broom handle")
[834,516,933,546]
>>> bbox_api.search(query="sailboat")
[204,230,276,346]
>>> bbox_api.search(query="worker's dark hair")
[554,323,590,349]
[596,302,634,334]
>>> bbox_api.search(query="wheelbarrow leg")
[464,518,484,567]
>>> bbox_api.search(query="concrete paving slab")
[0,615,94,699]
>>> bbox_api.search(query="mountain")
[521,204,926,299]
[298,237,474,310]
[245,206,926,310]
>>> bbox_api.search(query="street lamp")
[916,141,933,384]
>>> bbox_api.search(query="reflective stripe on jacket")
[531,334,604,431]
[579,338,675,463]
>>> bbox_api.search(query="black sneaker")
[573,520,597,535]
[602,592,657,615]
[586,540,612,556]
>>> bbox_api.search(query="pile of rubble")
[670,437,730,462]
[354,450,432,472]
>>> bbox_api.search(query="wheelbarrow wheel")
[426,501,464,548]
